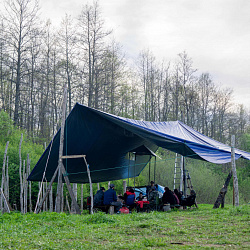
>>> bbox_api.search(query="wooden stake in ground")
[37,85,80,215]
[213,171,232,208]
[83,157,93,215]
[28,156,32,212]
[23,160,27,213]
[71,183,77,213]
[231,135,239,206]
[1,141,9,212]
[0,188,12,213]
[81,184,83,212]
[49,186,53,212]
[19,134,23,213]
[55,85,67,213]
[6,156,9,201]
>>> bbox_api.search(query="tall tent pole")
[128,152,130,186]
[183,157,187,198]
[231,135,239,206]
[82,156,93,214]
[148,159,151,184]
[180,156,183,192]
[154,156,156,183]
[134,154,136,190]
[55,84,67,213]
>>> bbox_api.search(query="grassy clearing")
[0,204,249,249]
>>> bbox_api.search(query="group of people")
[91,181,197,214]
[92,184,147,213]
[162,187,197,207]
[93,184,123,213]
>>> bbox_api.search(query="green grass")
[0,204,249,249]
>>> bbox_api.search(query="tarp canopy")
[28,103,250,184]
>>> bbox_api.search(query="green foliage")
[0,204,249,249]
[0,111,44,208]
[0,110,14,143]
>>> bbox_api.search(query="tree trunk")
[19,134,23,213]
[213,171,232,208]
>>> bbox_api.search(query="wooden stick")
[1,141,9,211]
[49,185,53,212]
[35,165,59,214]
[71,183,77,213]
[55,85,67,213]
[82,157,93,214]
[19,134,23,213]
[0,188,12,213]
[6,156,9,201]
[23,160,27,214]
[61,155,86,159]
[81,184,83,212]
[61,163,81,214]
[231,135,239,206]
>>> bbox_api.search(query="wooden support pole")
[134,154,136,190]
[23,160,27,214]
[231,135,239,206]
[49,186,53,212]
[180,156,183,192]
[35,165,59,213]
[148,159,151,185]
[61,163,81,214]
[83,156,93,215]
[55,85,67,213]
[0,188,12,213]
[123,180,126,194]
[71,183,77,213]
[183,157,187,198]
[1,141,9,211]
[81,184,83,212]
[128,152,130,186]
[154,156,156,183]
[19,134,23,213]
[173,153,178,190]
[6,156,9,201]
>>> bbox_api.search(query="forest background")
[0,0,249,211]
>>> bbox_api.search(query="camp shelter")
[28,103,250,184]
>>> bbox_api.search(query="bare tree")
[78,1,112,108]
[3,0,39,126]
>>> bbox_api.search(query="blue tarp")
[28,103,250,183]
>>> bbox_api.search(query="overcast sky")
[17,0,250,109]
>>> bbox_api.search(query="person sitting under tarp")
[104,184,123,213]
[136,192,150,212]
[148,188,162,211]
[162,187,179,207]
[146,181,157,198]
[174,189,184,203]
[93,187,105,207]
[123,187,136,211]
[181,190,196,207]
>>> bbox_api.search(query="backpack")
[119,206,130,214]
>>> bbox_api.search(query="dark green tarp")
[28,103,250,183]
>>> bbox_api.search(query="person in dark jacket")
[93,187,105,206]
[104,184,122,213]
[181,190,196,207]
[162,187,177,206]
